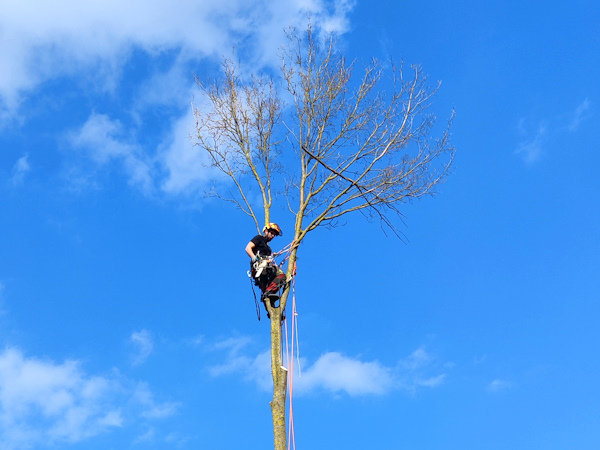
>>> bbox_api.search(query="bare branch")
[192,24,454,450]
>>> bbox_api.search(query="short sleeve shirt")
[250,235,272,257]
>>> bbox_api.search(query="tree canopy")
[193,24,454,450]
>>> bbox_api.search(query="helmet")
[263,223,282,236]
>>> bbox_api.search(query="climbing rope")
[273,239,299,267]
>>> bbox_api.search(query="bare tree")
[194,25,454,450]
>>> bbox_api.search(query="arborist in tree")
[245,223,287,303]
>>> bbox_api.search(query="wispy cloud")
[515,120,547,164]
[395,347,447,392]
[160,111,218,196]
[9,154,30,186]
[568,98,591,132]
[486,378,512,393]
[207,336,272,388]
[65,102,222,197]
[515,99,592,164]
[207,337,446,397]
[129,330,154,367]
[67,113,153,192]
[133,382,179,419]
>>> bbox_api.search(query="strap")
[249,276,261,321]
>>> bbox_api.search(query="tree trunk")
[269,248,297,450]
[269,305,287,450]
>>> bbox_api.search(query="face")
[265,229,277,241]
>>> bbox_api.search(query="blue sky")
[1,0,599,449]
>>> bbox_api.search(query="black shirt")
[251,235,272,257]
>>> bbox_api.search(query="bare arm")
[245,241,256,259]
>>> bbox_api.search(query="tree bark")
[268,246,298,450]
[269,306,287,450]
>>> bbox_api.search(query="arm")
[245,241,257,260]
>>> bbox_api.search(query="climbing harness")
[247,254,281,320]
[247,242,297,321]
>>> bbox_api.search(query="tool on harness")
[252,254,276,279]
[248,254,278,288]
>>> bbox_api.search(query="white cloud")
[211,336,253,353]
[185,334,204,347]
[133,383,179,419]
[65,102,223,197]
[0,348,121,449]
[130,330,154,367]
[318,0,356,35]
[487,378,512,393]
[0,0,357,201]
[206,337,274,391]
[133,427,156,445]
[158,0,356,196]
[0,0,215,112]
[515,99,592,164]
[0,0,355,117]
[0,346,179,449]
[67,112,153,192]
[135,62,192,112]
[1,0,355,196]
[208,338,446,397]
[160,110,219,195]
[395,347,447,392]
[568,98,591,132]
[10,154,30,185]
[399,347,431,371]
[515,120,547,164]
[295,352,393,395]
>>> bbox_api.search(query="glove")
[251,255,258,263]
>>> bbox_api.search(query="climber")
[245,223,287,301]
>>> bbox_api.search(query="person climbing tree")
[194,24,455,450]
[245,223,287,302]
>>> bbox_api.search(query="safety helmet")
[263,223,282,236]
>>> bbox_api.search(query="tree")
[193,25,454,450]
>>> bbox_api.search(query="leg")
[264,266,286,295]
